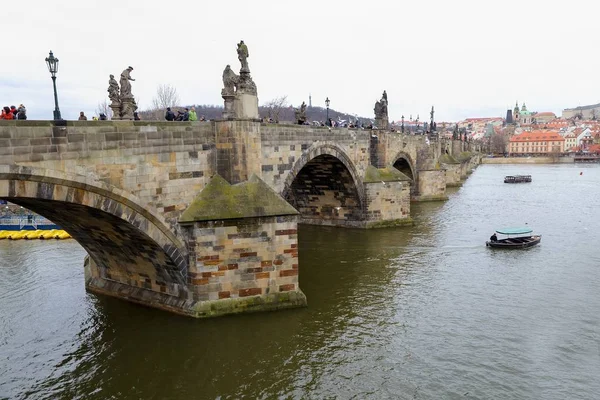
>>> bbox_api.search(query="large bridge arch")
[282,144,366,225]
[0,165,189,299]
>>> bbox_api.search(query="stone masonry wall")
[287,154,362,224]
[415,170,448,201]
[184,215,301,308]
[260,124,371,194]
[364,181,412,227]
[442,163,462,186]
[0,120,216,235]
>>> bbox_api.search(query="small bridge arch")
[282,144,366,225]
[0,166,188,298]
[391,151,416,182]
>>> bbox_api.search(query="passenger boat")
[486,227,541,249]
[504,175,532,183]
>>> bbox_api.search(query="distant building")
[564,132,577,150]
[534,112,556,124]
[562,103,600,120]
[519,103,533,125]
[508,130,565,155]
[506,109,514,124]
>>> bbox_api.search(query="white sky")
[2,0,599,121]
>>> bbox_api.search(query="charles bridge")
[0,119,479,317]
[0,43,481,318]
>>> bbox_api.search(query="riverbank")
[482,156,574,164]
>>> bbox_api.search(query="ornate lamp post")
[325,97,330,125]
[401,115,405,133]
[45,50,62,120]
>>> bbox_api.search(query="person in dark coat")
[165,107,175,121]
[490,233,498,242]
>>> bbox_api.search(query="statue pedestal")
[110,103,122,120]
[222,93,235,119]
[234,93,259,119]
[120,97,137,120]
[375,117,389,130]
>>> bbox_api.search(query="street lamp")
[45,50,62,120]
[325,97,330,125]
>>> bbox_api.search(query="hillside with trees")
[136,85,370,123]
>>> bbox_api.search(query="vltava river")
[1,164,600,399]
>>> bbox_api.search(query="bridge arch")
[391,151,416,182]
[0,166,188,297]
[282,144,366,225]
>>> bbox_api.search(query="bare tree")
[95,100,113,119]
[152,84,181,110]
[491,133,508,154]
[262,96,288,123]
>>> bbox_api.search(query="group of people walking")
[0,104,26,120]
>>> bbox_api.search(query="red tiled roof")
[509,130,565,142]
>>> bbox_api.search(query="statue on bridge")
[374,90,389,130]
[237,40,250,73]
[221,65,239,96]
[107,74,120,105]
[222,41,258,119]
[294,102,307,125]
[107,67,137,120]
[119,66,135,99]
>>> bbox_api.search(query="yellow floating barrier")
[24,230,44,240]
[8,231,28,240]
[0,229,72,240]
[55,230,72,240]
[40,229,58,240]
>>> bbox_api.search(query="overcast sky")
[2,0,599,122]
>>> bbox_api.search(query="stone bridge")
[0,119,480,317]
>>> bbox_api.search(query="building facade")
[509,130,565,155]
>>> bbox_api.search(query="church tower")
[513,101,520,123]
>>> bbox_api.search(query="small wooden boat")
[504,175,532,183]
[486,227,541,249]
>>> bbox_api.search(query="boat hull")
[486,235,541,249]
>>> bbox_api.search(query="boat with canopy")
[504,175,532,183]
[486,227,541,248]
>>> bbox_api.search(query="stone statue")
[119,66,135,99]
[295,101,307,125]
[107,74,120,105]
[222,65,239,96]
[237,40,249,72]
[373,90,389,129]
[430,106,435,131]
[374,91,388,120]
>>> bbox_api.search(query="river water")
[1,164,600,400]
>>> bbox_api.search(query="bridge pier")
[178,174,307,317]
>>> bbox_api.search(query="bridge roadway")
[0,119,480,317]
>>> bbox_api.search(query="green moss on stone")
[412,194,449,202]
[365,218,414,228]
[191,290,307,318]
[456,152,473,162]
[439,154,460,164]
[179,174,298,223]
[364,165,411,183]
